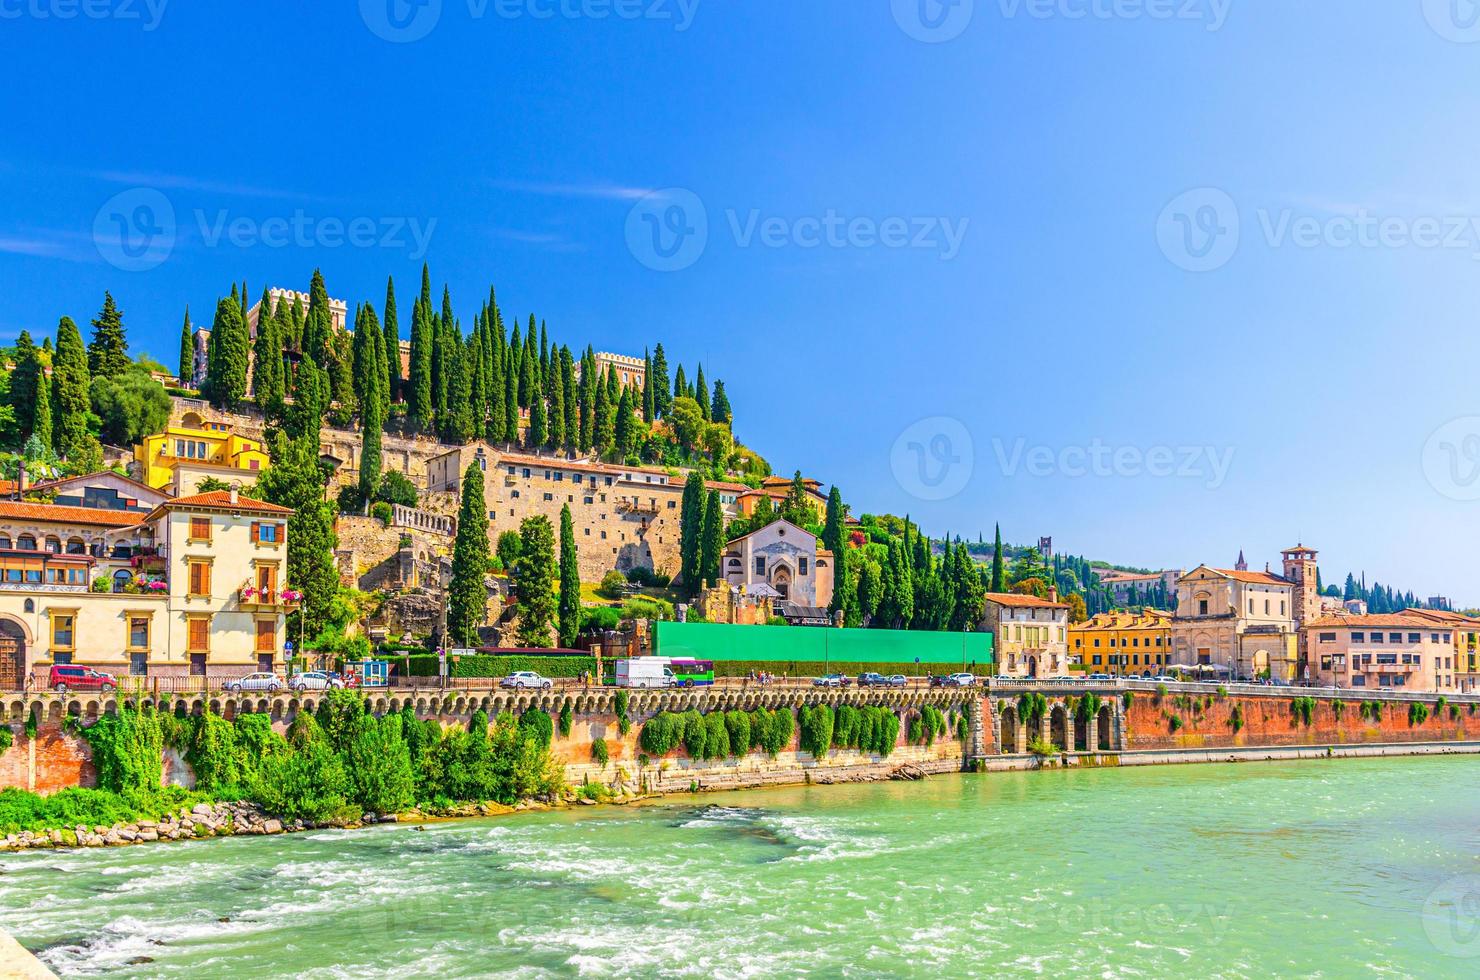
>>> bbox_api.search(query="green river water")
[2,756,1479,978]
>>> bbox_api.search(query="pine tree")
[990,524,1005,593]
[651,343,671,418]
[382,276,400,403]
[711,380,731,425]
[557,504,581,648]
[204,297,249,409]
[85,291,129,379]
[448,462,491,645]
[515,515,557,647]
[700,490,723,588]
[256,432,341,636]
[679,471,705,592]
[177,306,194,384]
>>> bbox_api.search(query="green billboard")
[654,621,993,673]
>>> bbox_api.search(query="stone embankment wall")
[1122,690,1475,751]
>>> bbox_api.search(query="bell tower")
[1281,544,1320,628]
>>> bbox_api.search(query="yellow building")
[134,423,269,491]
[1070,609,1172,676]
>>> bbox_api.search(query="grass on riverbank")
[0,786,211,836]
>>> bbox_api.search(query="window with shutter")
[187,616,210,653]
[189,517,212,542]
[188,560,211,597]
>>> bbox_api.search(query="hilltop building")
[133,416,269,492]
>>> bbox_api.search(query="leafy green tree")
[497,529,523,569]
[86,291,130,380]
[345,713,414,814]
[10,331,47,448]
[710,380,731,426]
[557,504,581,647]
[203,298,249,409]
[650,343,671,418]
[779,470,813,528]
[177,306,194,384]
[255,433,340,636]
[515,515,557,647]
[448,462,490,645]
[51,317,92,459]
[90,364,170,446]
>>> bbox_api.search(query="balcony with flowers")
[238,583,302,610]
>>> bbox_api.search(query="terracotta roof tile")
[0,500,146,527]
[984,592,1068,609]
[159,491,292,514]
[1305,613,1446,629]
[1213,568,1290,586]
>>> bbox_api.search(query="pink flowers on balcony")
[145,579,167,592]
[280,589,302,603]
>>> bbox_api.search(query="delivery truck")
[614,658,675,689]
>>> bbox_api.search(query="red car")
[49,664,117,694]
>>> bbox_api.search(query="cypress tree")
[382,276,400,403]
[700,490,723,588]
[252,290,285,420]
[651,343,671,418]
[508,321,524,404]
[515,515,557,647]
[204,298,250,409]
[594,366,615,456]
[679,471,705,592]
[489,315,506,441]
[642,348,655,422]
[358,308,386,505]
[329,326,356,420]
[695,364,710,420]
[177,306,194,385]
[546,357,565,451]
[990,524,1005,593]
[823,488,849,617]
[577,348,596,452]
[502,341,519,443]
[286,357,328,442]
[86,292,130,379]
[560,347,577,453]
[557,504,581,648]
[446,328,473,443]
[527,390,546,448]
[434,286,454,429]
[50,318,89,458]
[711,380,731,425]
[408,278,434,429]
[468,318,487,440]
[448,462,491,645]
[302,269,334,364]
[517,320,535,408]
[538,323,550,394]
[32,372,52,454]
[673,364,687,403]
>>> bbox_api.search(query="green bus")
[668,658,714,687]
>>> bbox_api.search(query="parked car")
[1087,672,1112,681]
[225,672,285,693]
[289,671,343,692]
[49,664,117,694]
[857,672,886,688]
[812,673,850,688]
[500,671,553,690]
[944,673,977,688]
[882,674,909,688]
[1150,674,1177,683]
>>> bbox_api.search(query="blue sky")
[3,0,1480,601]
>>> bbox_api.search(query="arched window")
[65,537,85,555]
[44,536,60,554]
[16,535,36,551]
[113,569,133,592]
[0,535,11,549]
[23,599,34,613]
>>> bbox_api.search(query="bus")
[668,658,714,687]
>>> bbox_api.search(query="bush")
[385,654,597,679]
[1229,704,1244,734]
[597,570,628,599]
[519,709,554,749]
[0,785,208,836]
[798,704,835,759]
[559,701,573,738]
[581,606,621,632]
[336,485,364,514]
[496,530,523,569]
[590,737,609,767]
[614,691,631,736]
[371,501,393,526]
[375,471,418,507]
[1168,715,1183,732]
[1122,691,1134,710]
[1290,697,1316,727]
[0,725,12,753]
[619,596,673,622]
[724,711,751,755]
[1408,702,1430,727]
[1027,736,1059,757]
